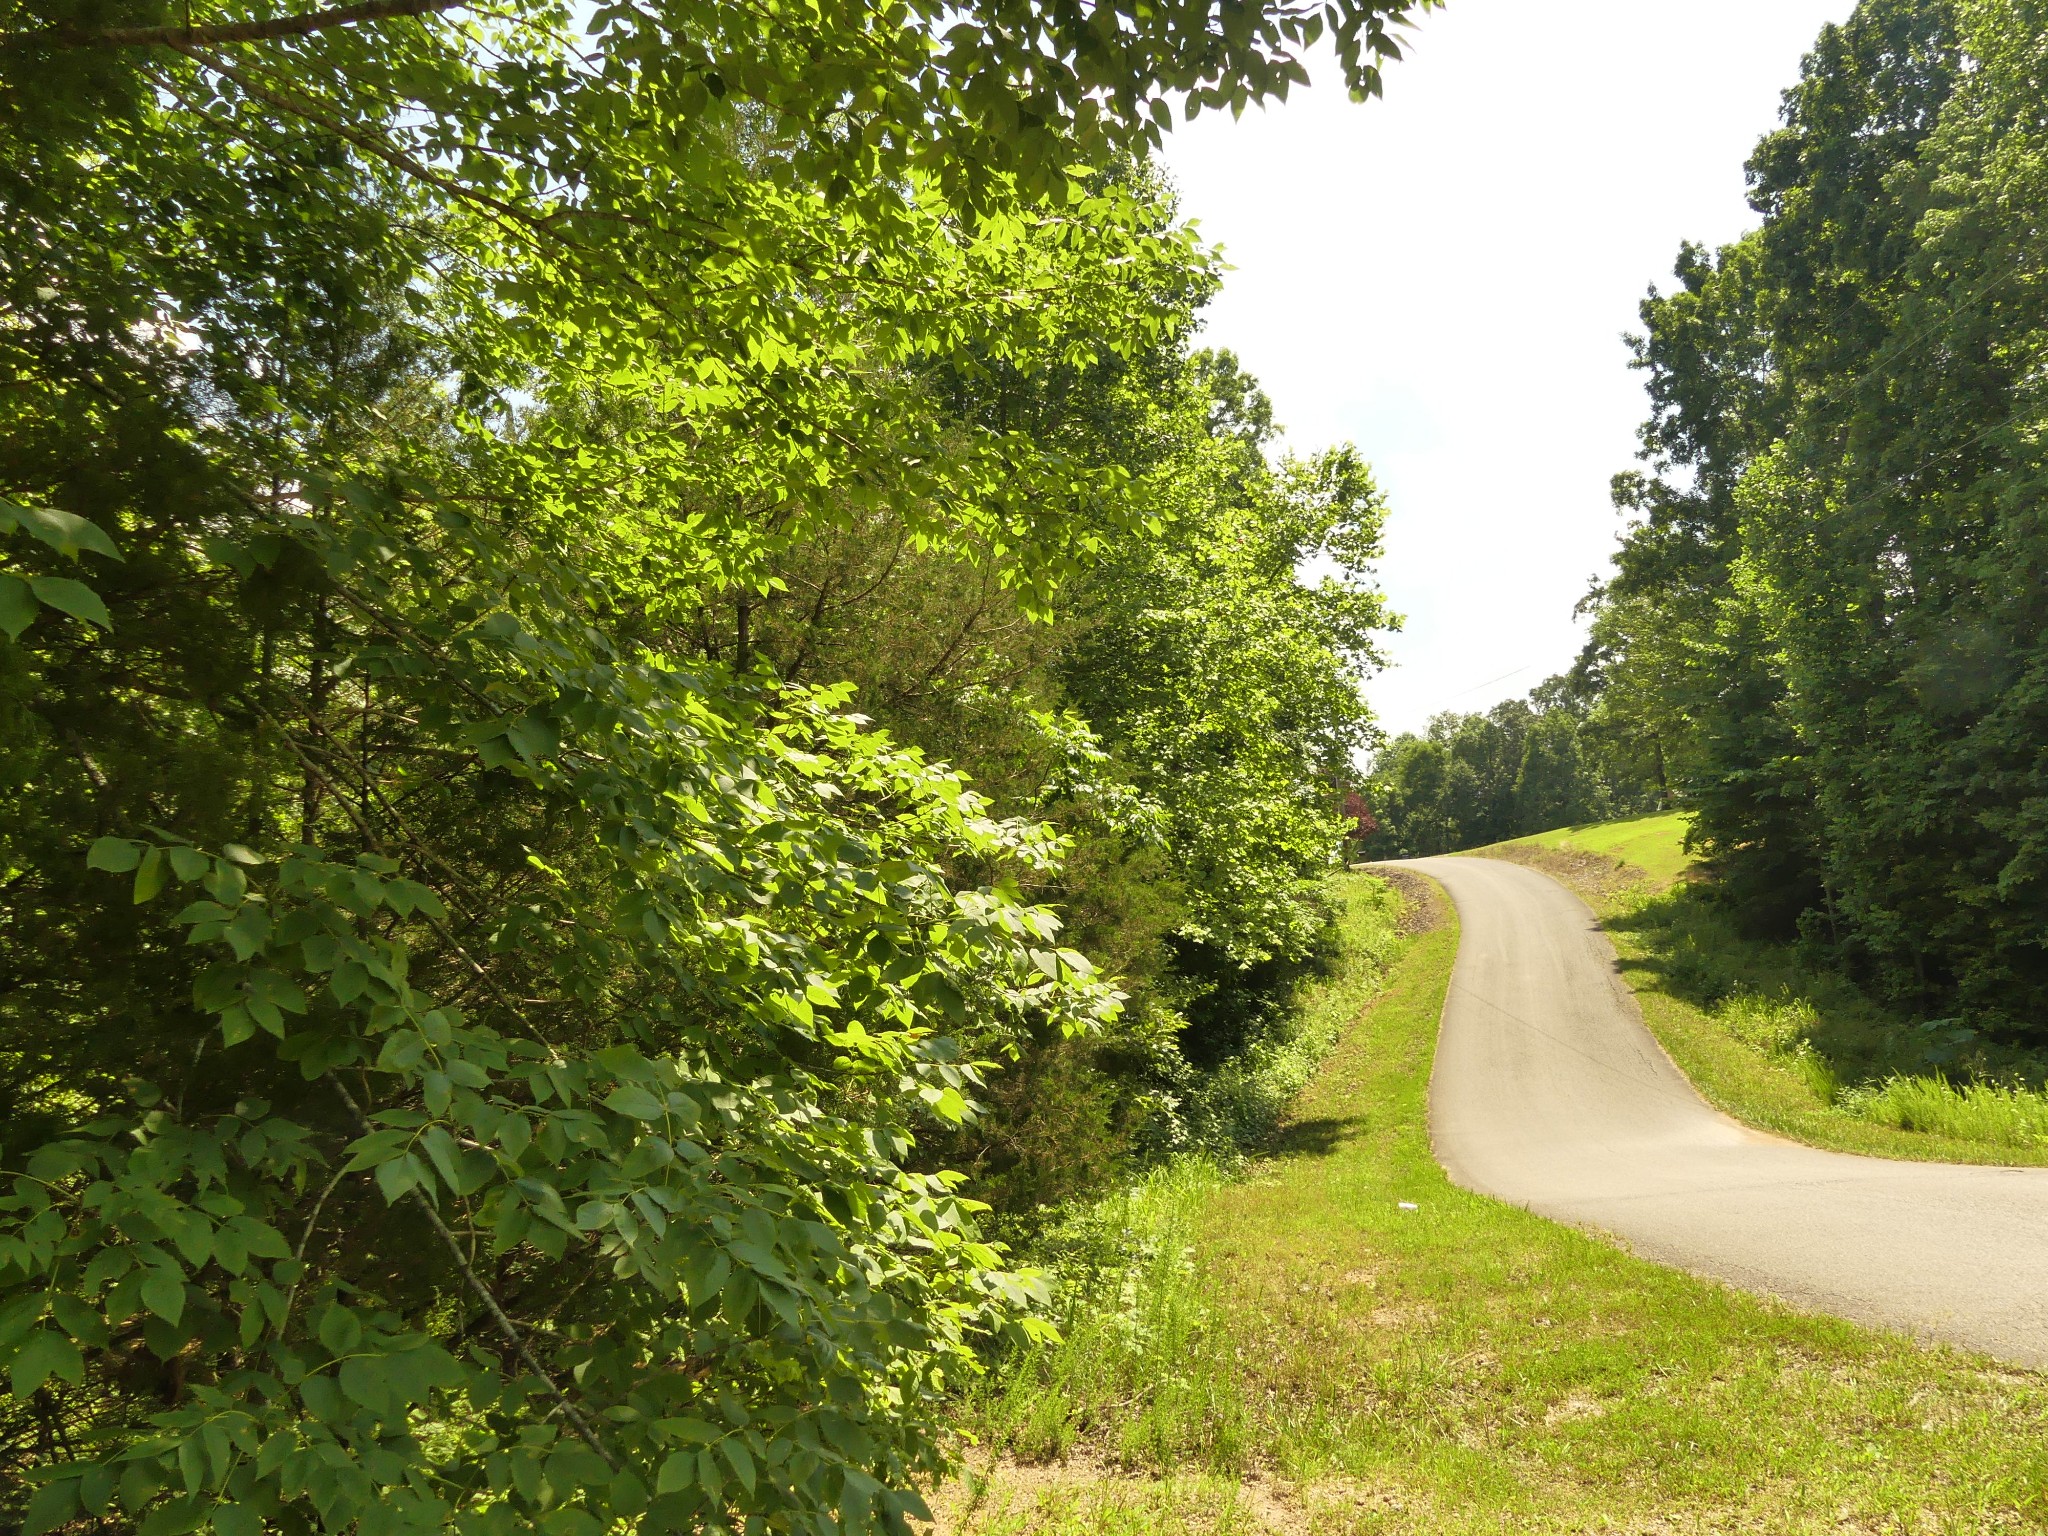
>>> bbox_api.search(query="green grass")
[1493,809,1698,886]
[1842,1075,2048,1148]
[1472,814,2048,1168]
[940,879,2048,1533]
[1184,876,1405,1153]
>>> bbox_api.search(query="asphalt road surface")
[1406,854,2048,1369]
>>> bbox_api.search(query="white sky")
[1159,0,1858,739]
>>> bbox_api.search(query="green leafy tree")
[1577,0,2048,1028]
[1514,711,1599,833]
[0,0,1440,1528]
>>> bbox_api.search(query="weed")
[971,1158,1245,1468]
[1841,1075,2048,1149]
[1183,877,1403,1152]
[1717,988,1818,1053]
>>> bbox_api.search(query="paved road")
[1406,854,2048,1369]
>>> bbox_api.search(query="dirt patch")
[1365,866,1447,935]
[920,1454,1411,1536]
[1544,1394,1611,1426]
[1238,1471,1312,1536]
[1466,841,1647,906]
[918,1452,1251,1535]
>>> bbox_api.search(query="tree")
[1515,711,1597,833]
[1577,0,2048,1029]
[0,0,1436,1527]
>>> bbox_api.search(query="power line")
[1426,663,1536,713]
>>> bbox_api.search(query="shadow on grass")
[1268,1113,1367,1160]
[1603,885,2048,1096]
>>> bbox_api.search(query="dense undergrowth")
[960,877,1407,1444]
[0,0,1430,1526]
[961,871,1411,1473]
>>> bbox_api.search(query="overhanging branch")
[17,0,467,49]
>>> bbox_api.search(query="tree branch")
[19,0,467,49]
[328,1077,620,1471]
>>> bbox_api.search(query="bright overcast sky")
[1159,0,1858,740]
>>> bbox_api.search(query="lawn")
[1470,816,2048,1167]
[1491,809,1698,887]
[937,877,2048,1534]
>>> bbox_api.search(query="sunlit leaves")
[0,500,122,636]
[0,0,1417,1523]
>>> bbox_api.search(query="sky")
[1158,0,1858,741]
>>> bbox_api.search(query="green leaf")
[499,1113,532,1160]
[0,573,35,639]
[79,1464,117,1516]
[22,1477,80,1536]
[375,1153,425,1204]
[212,1223,249,1275]
[721,1437,757,1492]
[211,1504,261,1536]
[655,1452,695,1495]
[9,1329,84,1397]
[339,1354,395,1416]
[317,1304,363,1357]
[28,575,112,630]
[695,1447,723,1494]
[7,503,122,562]
[506,711,560,761]
[166,1213,214,1269]
[138,1491,206,1536]
[87,837,142,872]
[139,1266,185,1326]
[50,1292,109,1348]
[134,846,168,904]
[604,1085,665,1121]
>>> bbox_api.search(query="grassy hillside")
[936,875,2048,1533]
[1468,816,2048,1166]
[1488,809,1696,886]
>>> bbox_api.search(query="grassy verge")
[935,879,2048,1533]
[1500,810,1699,886]
[1184,875,1406,1153]
[1475,818,2048,1167]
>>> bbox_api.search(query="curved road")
[1407,854,2048,1369]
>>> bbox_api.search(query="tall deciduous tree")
[0,0,1431,1528]
[1580,0,2048,1029]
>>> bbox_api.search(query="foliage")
[1839,1074,2048,1146]
[968,1158,1229,1469]
[720,322,1400,1208]
[965,871,1408,1471]
[1063,442,1393,968]
[1359,683,1663,858]
[1578,0,2048,1034]
[0,0,1430,1525]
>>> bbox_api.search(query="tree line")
[1576,0,2048,1034]
[0,0,1433,1530]
[1357,679,1667,858]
